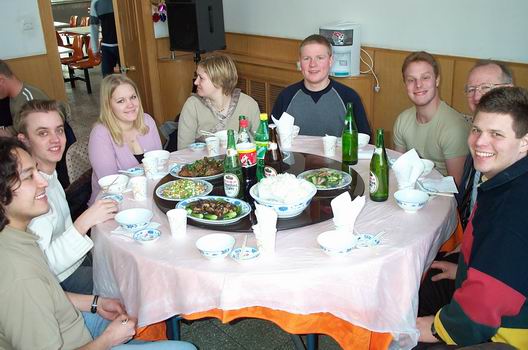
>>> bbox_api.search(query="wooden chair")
[69,15,79,27]
[80,16,90,26]
[60,35,85,89]
[68,37,101,94]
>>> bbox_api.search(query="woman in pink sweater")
[88,74,162,204]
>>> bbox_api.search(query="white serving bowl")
[317,230,357,256]
[249,180,317,218]
[394,189,429,213]
[358,133,370,148]
[115,208,153,232]
[98,174,129,194]
[195,233,235,260]
[144,149,170,161]
[292,125,300,138]
[421,159,435,176]
[188,142,206,152]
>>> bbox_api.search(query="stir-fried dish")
[185,199,239,220]
[160,179,208,199]
[179,157,223,177]
[304,169,344,188]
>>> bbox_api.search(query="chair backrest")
[83,37,102,65]
[80,16,90,26]
[69,15,78,27]
[55,31,64,46]
[65,138,91,183]
[61,35,84,64]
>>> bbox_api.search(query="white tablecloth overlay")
[93,135,457,349]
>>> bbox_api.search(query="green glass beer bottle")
[341,102,358,167]
[255,113,269,181]
[369,128,389,202]
[223,129,244,198]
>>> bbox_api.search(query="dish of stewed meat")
[178,157,223,177]
[185,199,240,220]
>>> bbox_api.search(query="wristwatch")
[431,322,444,342]
[90,295,99,313]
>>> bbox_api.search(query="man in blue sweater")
[271,34,371,137]
[90,0,119,76]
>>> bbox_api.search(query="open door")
[112,0,154,114]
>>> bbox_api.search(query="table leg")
[166,315,182,340]
[307,334,318,350]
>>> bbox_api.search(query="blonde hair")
[98,74,148,145]
[197,54,238,96]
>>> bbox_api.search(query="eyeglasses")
[464,83,508,96]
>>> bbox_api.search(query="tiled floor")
[64,68,342,350]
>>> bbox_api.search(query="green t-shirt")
[393,101,470,176]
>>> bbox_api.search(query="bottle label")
[264,165,277,177]
[369,171,379,193]
[236,143,257,167]
[255,141,268,160]
[224,173,241,197]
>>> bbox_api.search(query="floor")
[64,67,342,350]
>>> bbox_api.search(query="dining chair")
[80,16,90,26]
[68,36,101,94]
[69,15,79,27]
[60,35,85,89]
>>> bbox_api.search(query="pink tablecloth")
[92,136,457,349]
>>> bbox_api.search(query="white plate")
[155,179,213,201]
[297,168,352,190]
[176,196,251,225]
[133,228,161,244]
[169,162,223,181]
[231,247,260,261]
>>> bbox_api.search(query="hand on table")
[97,297,126,321]
[74,199,118,234]
[416,316,440,343]
[431,261,457,281]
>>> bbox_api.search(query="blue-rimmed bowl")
[317,230,358,256]
[195,233,235,260]
[394,189,429,213]
[133,228,161,244]
[115,208,153,232]
[249,180,317,218]
[188,142,206,152]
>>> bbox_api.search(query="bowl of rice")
[249,173,317,218]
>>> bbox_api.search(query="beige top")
[393,101,470,176]
[0,226,92,349]
[177,91,260,150]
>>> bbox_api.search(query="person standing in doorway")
[90,0,120,76]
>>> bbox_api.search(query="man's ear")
[436,76,440,88]
[17,133,30,147]
[520,133,528,154]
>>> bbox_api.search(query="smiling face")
[403,61,439,107]
[468,111,528,179]
[466,64,510,113]
[194,66,220,98]
[300,42,333,91]
[110,83,140,125]
[5,148,48,230]
[19,111,66,175]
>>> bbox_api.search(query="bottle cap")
[259,113,268,121]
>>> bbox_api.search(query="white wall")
[223,0,528,63]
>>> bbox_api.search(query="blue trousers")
[82,312,196,349]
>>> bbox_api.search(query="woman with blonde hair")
[177,54,260,149]
[88,74,162,204]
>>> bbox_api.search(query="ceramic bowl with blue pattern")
[195,233,235,260]
[317,230,358,256]
[394,189,429,213]
[133,228,161,244]
[115,208,153,232]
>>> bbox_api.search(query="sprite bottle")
[341,102,358,167]
[369,128,389,202]
[255,113,269,181]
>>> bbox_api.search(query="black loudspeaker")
[166,0,226,53]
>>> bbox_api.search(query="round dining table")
[92,135,458,350]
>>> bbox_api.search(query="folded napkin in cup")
[417,177,458,195]
[331,192,366,232]
[271,112,295,135]
[392,149,425,190]
[254,204,278,255]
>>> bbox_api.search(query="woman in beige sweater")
[177,54,260,150]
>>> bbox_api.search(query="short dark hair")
[471,59,514,85]
[299,34,333,57]
[0,59,14,78]
[402,51,439,79]
[13,99,67,135]
[0,137,29,231]
[476,87,528,138]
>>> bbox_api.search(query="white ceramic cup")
[167,208,187,237]
[322,135,337,157]
[205,136,220,156]
[252,224,276,256]
[278,128,293,149]
[144,150,170,173]
[142,157,158,179]
[129,176,147,201]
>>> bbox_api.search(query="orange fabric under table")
[184,307,392,350]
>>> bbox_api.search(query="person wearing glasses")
[393,51,469,187]
[271,34,371,137]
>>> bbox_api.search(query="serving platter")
[155,179,213,201]
[297,168,352,190]
[176,196,252,226]
[169,162,223,181]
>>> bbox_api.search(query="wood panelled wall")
[5,0,66,102]
[155,33,528,146]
